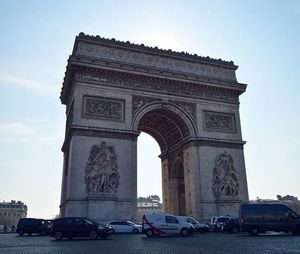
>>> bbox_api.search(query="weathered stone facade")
[59,33,249,222]
[0,200,27,228]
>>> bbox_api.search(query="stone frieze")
[203,111,236,133]
[76,73,239,104]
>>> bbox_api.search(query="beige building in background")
[59,33,249,223]
[0,200,27,229]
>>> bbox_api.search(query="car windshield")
[84,218,97,224]
[218,218,230,223]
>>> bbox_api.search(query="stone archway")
[59,33,249,223]
[133,101,196,217]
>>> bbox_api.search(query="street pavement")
[0,232,300,254]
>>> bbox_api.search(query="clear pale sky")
[0,0,299,219]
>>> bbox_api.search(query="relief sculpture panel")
[83,96,124,121]
[212,152,239,198]
[85,141,120,193]
[203,111,236,133]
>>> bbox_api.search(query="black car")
[221,218,240,233]
[240,203,300,235]
[17,218,52,236]
[50,217,113,240]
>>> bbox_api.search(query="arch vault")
[59,33,249,222]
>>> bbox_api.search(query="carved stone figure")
[171,101,196,123]
[132,96,160,115]
[85,141,120,193]
[212,152,239,198]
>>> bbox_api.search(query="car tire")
[54,232,62,240]
[180,228,189,237]
[132,228,139,234]
[145,229,154,238]
[89,230,98,240]
[249,227,259,236]
[231,227,239,234]
[41,229,47,236]
[18,229,24,236]
[292,227,300,236]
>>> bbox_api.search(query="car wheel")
[180,228,189,237]
[145,229,154,238]
[231,227,239,234]
[132,228,139,234]
[18,229,24,236]
[41,229,47,236]
[249,227,259,236]
[292,227,299,235]
[54,232,62,240]
[89,230,98,240]
[100,235,108,240]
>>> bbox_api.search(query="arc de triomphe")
[59,33,249,222]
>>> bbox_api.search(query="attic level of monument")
[60,33,246,104]
[74,33,238,69]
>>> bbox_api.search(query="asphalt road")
[1,232,300,254]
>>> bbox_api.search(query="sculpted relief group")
[59,33,249,222]
[85,141,120,194]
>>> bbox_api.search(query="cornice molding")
[61,125,139,152]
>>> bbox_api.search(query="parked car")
[50,217,113,240]
[142,213,194,237]
[221,218,240,233]
[16,218,52,236]
[177,216,209,233]
[210,215,231,232]
[240,203,300,236]
[106,220,142,233]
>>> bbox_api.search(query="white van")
[142,213,194,237]
[177,216,209,233]
[210,215,231,232]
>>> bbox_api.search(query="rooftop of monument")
[61,33,247,104]
[75,32,238,69]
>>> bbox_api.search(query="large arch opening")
[136,106,192,216]
[137,132,162,199]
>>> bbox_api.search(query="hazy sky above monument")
[0,0,299,219]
